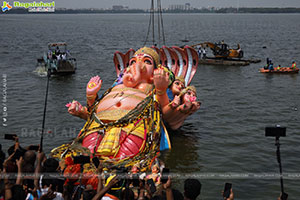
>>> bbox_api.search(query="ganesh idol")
[59,47,174,164]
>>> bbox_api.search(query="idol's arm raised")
[153,68,170,109]
[86,76,102,107]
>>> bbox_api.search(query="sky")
[3,0,300,9]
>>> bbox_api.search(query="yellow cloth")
[97,127,121,156]
[81,116,151,157]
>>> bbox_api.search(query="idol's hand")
[66,100,84,117]
[170,95,180,108]
[153,68,169,93]
[86,76,102,96]
[191,101,201,113]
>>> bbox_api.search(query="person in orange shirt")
[290,61,297,69]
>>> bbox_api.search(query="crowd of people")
[0,137,287,200]
[0,137,237,200]
[47,47,68,61]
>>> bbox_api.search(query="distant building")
[169,3,191,11]
[169,4,184,10]
[112,5,124,10]
[185,3,191,10]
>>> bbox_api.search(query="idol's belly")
[96,86,147,120]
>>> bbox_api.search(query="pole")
[151,0,155,45]
[275,137,284,194]
[39,69,51,152]
[157,0,161,47]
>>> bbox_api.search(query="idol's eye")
[175,81,180,85]
[130,60,136,65]
[187,91,192,95]
[145,59,152,65]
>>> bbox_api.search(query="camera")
[161,168,170,184]
[265,126,286,137]
[4,134,17,140]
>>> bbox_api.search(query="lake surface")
[1,13,300,199]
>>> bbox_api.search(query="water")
[1,13,300,199]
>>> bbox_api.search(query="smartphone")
[281,192,288,200]
[28,145,39,151]
[4,134,17,140]
[161,168,170,184]
[73,155,90,164]
[147,179,156,194]
[223,183,232,198]
[132,174,140,187]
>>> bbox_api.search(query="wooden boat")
[260,67,299,74]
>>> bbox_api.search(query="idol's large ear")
[124,48,135,69]
[183,46,198,86]
[113,51,125,77]
[151,45,162,66]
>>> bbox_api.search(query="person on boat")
[202,48,206,59]
[264,58,270,69]
[55,46,60,55]
[52,50,56,60]
[198,47,202,59]
[47,51,52,59]
[290,61,297,69]
[62,53,67,61]
[57,54,61,61]
[268,62,274,71]
[276,65,281,71]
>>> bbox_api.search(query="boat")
[37,42,76,75]
[260,67,299,74]
[192,41,244,59]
